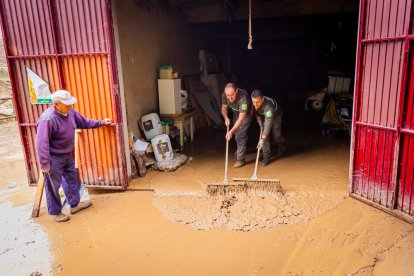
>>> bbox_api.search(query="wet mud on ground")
[153,188,347,231]
[152,127,349,231]
[1,123,413,275]
[0,122,52,275]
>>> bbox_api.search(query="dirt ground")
[0,122,413,275]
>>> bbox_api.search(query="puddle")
[0,202,53,275]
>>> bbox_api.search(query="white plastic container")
[141,113,163,140]
[151,134,173,162]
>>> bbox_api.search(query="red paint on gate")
[351,0,414,221]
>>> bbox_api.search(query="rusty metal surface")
[351,0,413,219]
[0,0,127,188]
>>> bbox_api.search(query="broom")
[233,128,283,194]
[206,125,247,196]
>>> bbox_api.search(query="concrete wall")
[113,0,204,137]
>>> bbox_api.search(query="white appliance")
[141,113,163,140]
[158,79,182,115]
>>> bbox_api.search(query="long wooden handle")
[31,172,45,218]
[252,128,263,180]
[75,129,81,169]
[224,125,229,184]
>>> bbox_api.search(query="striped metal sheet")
[8,57,60,183]
[55,0,107,54]
[351,0,414,222]
[363,0,410,40]
[0,0,127,189]
[398,42,414,216]
[62,56,122,187]
[398,135,414,215]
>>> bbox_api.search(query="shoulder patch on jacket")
[241,103,248,111]
[265,110,273,118]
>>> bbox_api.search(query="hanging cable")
[247,0,253,50]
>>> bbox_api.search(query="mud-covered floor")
[1,121,413,275]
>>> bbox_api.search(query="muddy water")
[0,122,53,275]
[2,123,414,275]
[152,131,349,231]
[153,189,347,231]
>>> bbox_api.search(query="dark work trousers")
[44,153,80,215]
[262,110,285,160]
[232,112,252,161]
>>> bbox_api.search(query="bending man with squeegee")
[251,89,285,166]
[35,90,112,222]
[221,83,252,168]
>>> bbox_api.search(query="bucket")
[151,134,173,162]
[141,113,163,140]
[159,65,173,79]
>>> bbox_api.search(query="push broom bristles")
[206,127,283,196]
[206,180,283,196]
[233,178,284,194]
[206,183,248,196]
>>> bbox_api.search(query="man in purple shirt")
[35,90,111,222]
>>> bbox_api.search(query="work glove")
[257,139,264,150]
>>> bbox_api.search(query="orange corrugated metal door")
[0,0,127,189]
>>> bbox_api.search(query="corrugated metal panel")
[398,43,414,216]
[62,56,122,187]
[55,0,107,53]
[358,42,402,127]
[398,135,414,215]
[353,126,396,206]
[1,0,54,56]
[8,58,60,183]
[0,0,127,189]
[364,0,410,40]
[351,0,414,222]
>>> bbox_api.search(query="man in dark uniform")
[251,89,285,166]
[221,83,252,168]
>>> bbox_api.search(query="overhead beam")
[185,0,359,23]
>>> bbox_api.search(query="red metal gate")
[351,0,414,222]
[0,0,127,189]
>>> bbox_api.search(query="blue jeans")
[44,153,80,215]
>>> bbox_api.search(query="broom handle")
[224,124,229,184]
[252,128,263,180]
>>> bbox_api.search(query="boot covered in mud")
[53,212,70,222]
[233,159,246,168]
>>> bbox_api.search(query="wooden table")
[161,109,197,151]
